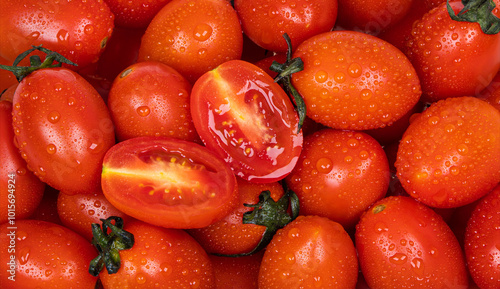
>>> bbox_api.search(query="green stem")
[447,0,500,34]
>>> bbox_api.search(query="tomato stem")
[447,0,500,34]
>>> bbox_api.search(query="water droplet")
[68,97,76,106]
[19,247,30,265]
[47,111,61,123]
[57,29,69,43]
[88,209,95,215]
[17,231,28,241]
[315,70,328,83]
[316,158,332,174]
[389,253,408,265]
[285,253,295,264]
[375,222,388,233]
[457,144,468,155]
[334,72,346,83]
[198,48,207,57]
[45,270,53,277]
[160,263,172,275]
[136,105,150,117]
[411,258,425,276]
[428,116,439,125]
[136,273,146,284]
[288,227,300,238]
[347,63,362,78]
[193,23,212,41]
[75,41,83,50]
[29,31,40,40]
[84,24,94,35]
[360,89,373,100]
[30,93,39,101]
[46,144,57,155]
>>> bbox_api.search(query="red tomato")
[98,220,216,288]
[209,252,263,289]
[12,68,115,194]
[234,0,338,53]
[191,60,303,183]
[285,129,389,230]
[101,136,238,229]
[103,0,172,28]
[1,100,45,224]
[0,220,97,288]
[258,215,358,288]
[138,0,243,83]
[355,196,468,288]
[477,70,500,112]
[29,186,63,225]
[396,97,500,208]
[464,184,500,289]
[405,1,500,102]
[292,30,422,130]
[0,0,114,70]
[108,61,199,142]
[0,55,17,92]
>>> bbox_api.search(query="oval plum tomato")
[11,67,115,194]
[355,196,468,289]
[101,136,238,229]
[0,220,97,288]
[108,61,199,142]
[190,60,303,183]
[188,178,284,255]
[103,0,172,28]
[209,252,263,289]
[464,184,500,289]
[285,129,390,230]
[395,96,500,208]
[0,100,45,224]
[405,1,500,102]
[292,30,422,130]
[234,0,338,53]
[258,215,358,289]
[138,0,243,83]
[98,220,216,288]
[0,0,114,70]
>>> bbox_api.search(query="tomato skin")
[0,100,45,224]
[0,0,114,69]
[258,215,358,288]
[138,0,243,83]
[234,0,338,53]
[0,220,98,288]
[101,136,238,229]
[464,184,500,289]
[477,70,500,112]
[108,61,199,142]
[405,1,500,102]
[395,97,500,208]
[285,129,390,230]
[103,0,172,28]
[12,68,115,194]
[0,56,17,92]
[292,30,422,130]
[191,60,303,183]
[98,220,216,288]
[355,196,468,289]
[209,252,263,289]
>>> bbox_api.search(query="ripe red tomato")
[138,0,243,83]
[478,70,500,112]
[355,196,468,288]
[405,1,500,102]
[103,0,172,28]
[11,67,115,194]
[396,97,500,208]
[0,100,45,224]
[0,0,114,69]
[258,215,358,288]
[234,0,338,53]
[0,219,98,288]
[108,61,199,142]
[191,60,303,183]
[210,252,263,289]
[98,220,216,288]
[101,136,239,229]
[464,184,500,289]
[285,129,390,230]
[0,56,17,92]
[292,30,422,130]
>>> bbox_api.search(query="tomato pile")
[1,0,500,288]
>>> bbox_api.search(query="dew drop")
[411,258,425,276]
[285,253,295,264]
[46,144,57,155]
[428,116,439,125]
[136,105,150,117]
[17,231,28,241]
[29,31,40,40]
[88,209,95,215]
[47,111,61,123]
[193,23,213,41]
[68,97,76,106]
[375,222,388,233]
[316,158,332,174]
[19,247,30,265]
[389,253,408,265]
[136,273,147,284]
[314,70,328,83]
[84,24,94,35]
[457,144,468,155]
[57,29,69,43]
[160,263,172,275]
[288,227,300,238]
[334,72,346,83]
[45,270,53,277]
[198,48,207,57]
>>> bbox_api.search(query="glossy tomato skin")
[12,68,115,194]
[396,97,500,208]
[191,60,303,183]
[0,220,97,288]
[355,196,468,289]
[405,1,500,102]
[258,215,358,288]
[0,101,45,224]
[464,184,500,289]
[209,252,263,289]
[103,0,172,28]
[292,30,421,130]
[0,0,114,69]
[138,0,243,83]
[477,70,500,112]
[99,220,216,288]
[108,61,199,142]
[234,0,338,53]
[101,136,238,229]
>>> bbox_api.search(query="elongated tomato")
[101,136,238,229]
[190,60,303,183]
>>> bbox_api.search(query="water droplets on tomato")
[193,23,213,41]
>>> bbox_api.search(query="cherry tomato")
[101,136,238,229]
[209,252,263,289]
[191,59,303,183]
[396,97,500,208]
[12,67,115,194]
[355,196,468,288]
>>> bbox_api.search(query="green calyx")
[89,216,135,277]
[447,0,500,34]
[270,33,307,134]
[0,45,77,82]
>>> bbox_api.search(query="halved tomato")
[190,60,303,183]
[101,136,238,229]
